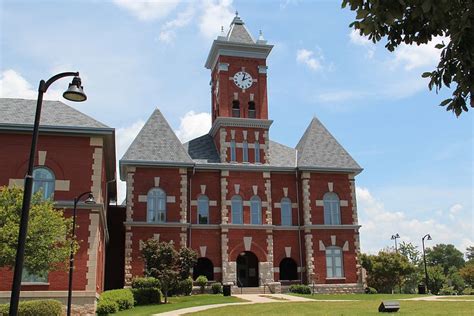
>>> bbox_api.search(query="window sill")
[21,282,49,286]
[325,277,346,280]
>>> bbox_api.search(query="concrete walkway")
[401,295,474,302]
[153,294,314,316]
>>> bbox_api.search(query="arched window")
[32,167,55,199]
[232,100,240,117]
[230,140,237,162]
[193,257,214,280]
[323,192,341,225]
[248,101,256,118]
[326,247,343,278]
[254,141,260,163]
[231,195,243,224]
[147,188,166,223]
[250,196,261,224]
[279,258,298,281]
[281,197,292,226]
[243,141,249,162]
[198,195,209,224]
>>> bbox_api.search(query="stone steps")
[232,286,275,294]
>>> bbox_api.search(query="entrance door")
[236,251,259,287]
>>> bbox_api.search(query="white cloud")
[349,29,375,59]
[393,36,446,70]
[115,120,146,203]
[357,186,473,254]
[175,111,211,143]
[0,69,62,100]
[113,0,180,21]
[199,0,234,39]
[159,5,195,43]
[448,203,463,221]
[296,48,323,71]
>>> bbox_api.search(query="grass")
[115,294,244,316]
[290,293,426,300]
[188,300,474,315]
[437,295,474,300]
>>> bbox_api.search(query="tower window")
[243,140,248,162]
[250,195,262,224]
[33,167,55,200]
[147,188,166,223]
[255,141,260,163]
[198,195,209,224]
[248,101,256,118]
[232,100,240,117]
[230,140,236,162]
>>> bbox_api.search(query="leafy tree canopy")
[466,246,474,262]
[0,186,77,275]
[342,0,473,116]
[425,243,465,275]
[399,241,421,265]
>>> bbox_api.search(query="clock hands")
[241,73,246,81]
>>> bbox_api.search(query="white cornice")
[209,117,273,137]
[205,40,273,70]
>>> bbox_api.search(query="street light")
[391,233,400,253]
[422,234,432,293]
[67,192,95,316]
[9,72,87,316]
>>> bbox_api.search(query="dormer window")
[248,101,256,118]
[232,100,240,117]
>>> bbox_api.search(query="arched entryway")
[193,257,214,281]
[236,251,259,287]
[279,258,298,281]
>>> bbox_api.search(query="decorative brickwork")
[302,172,311,225]
[124,230,133,286]
[305,233,314,282]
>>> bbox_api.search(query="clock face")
[233,71,253,89]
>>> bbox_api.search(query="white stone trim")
[213,267,222,273]
[340,200,348,207]
[244,236,252,251]
[124,231,133,286]
[200,185,206,194]
[252,185,258,195]
[38,151,47,166]
[331,235,336,246]
[209,200,217,206]
[89,137,103,147]
[343,241,349,251]
[319,240,326,251]
[283,187,288,197]
[55,180,70,191]
[200,246,207,257]
[234,184,240,194]
[328,182,333,192]
[315,200,324,207]
[180,173,188,224]
[167,196,176,203]
[138,195,147,202]
[302,173,312,225]
[8,179,23,187]
[285,247,291,258]
[126,170,135,222]
[154,177,160,187]
[243,130,248,140]
[85,213,100,291]
[90,147,103,204]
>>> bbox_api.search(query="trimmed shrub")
[100,289,134,311]
[132,288,162,305]
[439,285,456,295]
[0,300,62,316]
[96,300,119,315]
[177,277,193,296]
[211,282,223,294]
[132,277,160,289]
[196,275,208,293]
[462,287,474,295]
[365,287,378,294]
[289,284,311,295]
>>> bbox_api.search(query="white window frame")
[147,188,166,223]
[231,195,243,224]
[21,268,48,284]
[326,247,344,278]
[250,195,261,224]
[323,192,341,225]
[280,197,292,226]
[197,195,209,224]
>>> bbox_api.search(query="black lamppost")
[9,72,86,316]
[391,233,400,253]
[67,191,95,316]
[422,234,432,293]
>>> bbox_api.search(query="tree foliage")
[342,0,474,116]
[361,251,415,293]
[426,243,465,275]
[466,246,474,262]
[459,262,474,288]
[0,186,77,275]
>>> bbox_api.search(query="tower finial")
[235,10,238,16]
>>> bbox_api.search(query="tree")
[342,0,474,116]
[425,244,465,275]
[459,262,474,287]
[446,266,465,294]
[141,240,197,303]
[466,246,474,262]
[427,265,446,294]
[398,241,423,293]
[0,186,77,275]
[361,251,416,293]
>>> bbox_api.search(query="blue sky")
[1,0,472,254]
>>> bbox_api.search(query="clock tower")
[205,13,274,164]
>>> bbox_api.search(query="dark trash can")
[418,284,426,294]
[223,284,231,296]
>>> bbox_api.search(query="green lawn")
[291,293,426,300]
[115,295,244,316]
[188,300,474,315]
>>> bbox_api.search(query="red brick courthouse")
[120,15,364,293]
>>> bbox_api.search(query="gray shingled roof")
[0,98,109,129]
[269,140,296,168]
[121,109,193,165]
[226,15,255,44]
[296,117,361,171]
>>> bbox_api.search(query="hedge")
[131,277,161,289]
[132,288,162,305]
[99,289,134,311]
[0,299,62,316]
[289,284,311,294]
[211,282,223,294]
[96,300,119,315]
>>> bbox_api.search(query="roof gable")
[226,15,255,44]
[121,108,193,166]
[296,117,361,172]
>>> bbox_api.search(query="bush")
[196,275,208,293]
[100,289,134,311]
[132,277,161,289]
[96,300,119,315]
[439,285,456,295]
[0,300,63,316]
[177,277,193,296]
[132,288,162,305]
[365,287,378,294]
[289,284,311,295]
[462,287,474,295]
[211,282,223,294]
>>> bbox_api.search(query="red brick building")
[120,15,364,293]
[0,98,116,313]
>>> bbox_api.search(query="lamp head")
[427,234,432,241]
[391,233,400,240]
[84,193,96,204]
[63,76,87,102]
